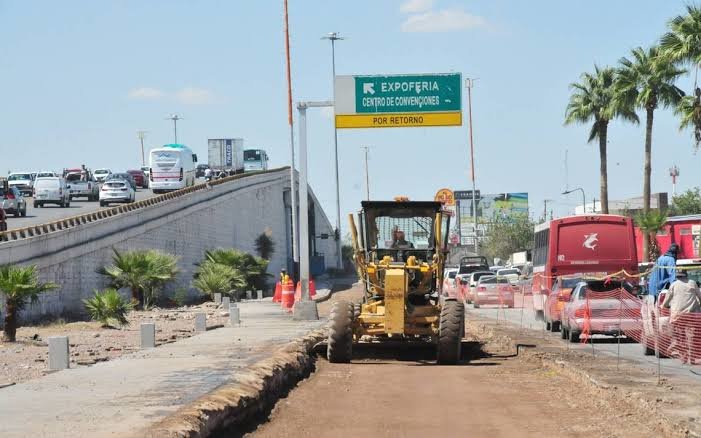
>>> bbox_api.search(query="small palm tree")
[204,249,269,291]
[565,65,639,214]
[83,289,133,328]
[635,210,668,262]
[616,46,685,260]
[192,260,245,299]
[0,264,58,342]
[100,249,179,309]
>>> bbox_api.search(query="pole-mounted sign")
[334,73,462,128]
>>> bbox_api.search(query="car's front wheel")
[21,205,27,217]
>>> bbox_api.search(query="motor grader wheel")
[327,301,353,363]
[437,300,464,365]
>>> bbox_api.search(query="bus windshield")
[244,150,262,161]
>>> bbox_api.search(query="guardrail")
[0,167,288,243]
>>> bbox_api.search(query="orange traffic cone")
[294,278,316,301]
[309,279,316,298]
[281,280,295,311]
[294,281,302,302]
[272,282,282,303]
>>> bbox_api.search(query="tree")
[616,46,685,260]
[99,249,179,309]
[661,5,701,148]
[635,210,668,262]
[671,187,701,215]
[254,233,275,260]
[192,261,244,299]
[0,264,57,342]
[565,65,639,213]
[482,215,535,262]
[203,249,270,292]
[83,289,133,328]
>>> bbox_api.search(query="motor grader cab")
[327,199,465,364]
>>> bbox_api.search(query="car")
[65,172,100,201]
[0,185,27,217]
[496,268,521,284]
[463,270,494,304]
[442,268,461,299]
[560,279,641,343]
[33,177,70,208]
[106,173,137,190]
[0,207,6,231]
[473,275,514,308]
[7,172,34,197]
[543,276,583,332]
[196,163,209,178]
[93,168,112,183]
[127,169,148,188]
[140,166,150,180]
[35,171,58,179]
[99,179,135,206]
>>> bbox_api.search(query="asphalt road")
[5,188,157,230]
[467,293,701,382]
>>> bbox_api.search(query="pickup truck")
[65,171,100,201]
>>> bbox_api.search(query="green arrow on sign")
[354,73,461,114]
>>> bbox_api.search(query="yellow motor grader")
[327,199,464,364]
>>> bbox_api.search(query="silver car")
[1,186,27,217]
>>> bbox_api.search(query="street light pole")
[166,114,182,144]
[465,78,478,250]
[362,146,370,201]
[136,130,147,166]
[322,31,344,270]
[562,188,586,214]
[284,0,299,266]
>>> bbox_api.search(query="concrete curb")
[141,329,326,438]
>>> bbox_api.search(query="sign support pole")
[466,78,478,251]
[293,100,333,320]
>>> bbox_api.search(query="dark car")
[196,164,209,178]
[127,169,148,188]
[106,173,137,190]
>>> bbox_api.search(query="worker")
[662,269,701,363]
[204,167,213,181]
[648,243,679,300]
[280,268,290,284]
[391,227,414,249]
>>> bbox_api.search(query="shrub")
[83,289,134,328]
[192,260,244,299]
[203,249,270,291]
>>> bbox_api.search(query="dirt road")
[248,285,672,438]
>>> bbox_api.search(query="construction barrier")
[272,281,282,303]
[280,280,295,311]
[294,279,316,302]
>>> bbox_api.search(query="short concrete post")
[48,336,69,370]
[256,290,263,300]
[213,292,222,304]
[229,306,240,326]
[140,323,156,349]
[222,296,231,308]
[245,290,252,300]
[194,313,207,332]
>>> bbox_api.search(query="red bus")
[634,214,701,264]
[532,215,639,321]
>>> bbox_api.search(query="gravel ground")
[0,302,231,387]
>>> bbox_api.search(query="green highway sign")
[353,73,461,113]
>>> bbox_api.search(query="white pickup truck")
[66,171,100,201]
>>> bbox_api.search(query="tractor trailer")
[208,138,244,173]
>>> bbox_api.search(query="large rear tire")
[437,300,464,365]
[327,301,353,363]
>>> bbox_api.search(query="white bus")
[243,149,269,171]
[149,144,197,193]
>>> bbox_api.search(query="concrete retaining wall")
[0,169,337,322]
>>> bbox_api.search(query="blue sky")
[1,0,700,230]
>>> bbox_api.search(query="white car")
[99,179,135,206]
[94,168,112,183]
[7,172,33,197]
[33,177,70,208]
[35,171,58,179]
[497,268,521,284]
[140,166,150,180]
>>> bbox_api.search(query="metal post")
[466,79,478,250]
[137,130,147,167]
[323,32,344,270]
[284,0,298,264]
[362,146,370,201]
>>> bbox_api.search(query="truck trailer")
[208,138,244,173]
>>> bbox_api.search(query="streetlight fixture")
[562,188,586,214]
[322,31,345,270]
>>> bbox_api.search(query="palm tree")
[100,249,179,309]
[616,46,685,260]
[635,210,668,262]
[661,5,701,148]
[203,249,270,291]
[192,260,245,298]
[0,264,57,342]
[565,66,639,214]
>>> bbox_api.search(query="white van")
[33,177,70,208]
[149,144,197,193]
